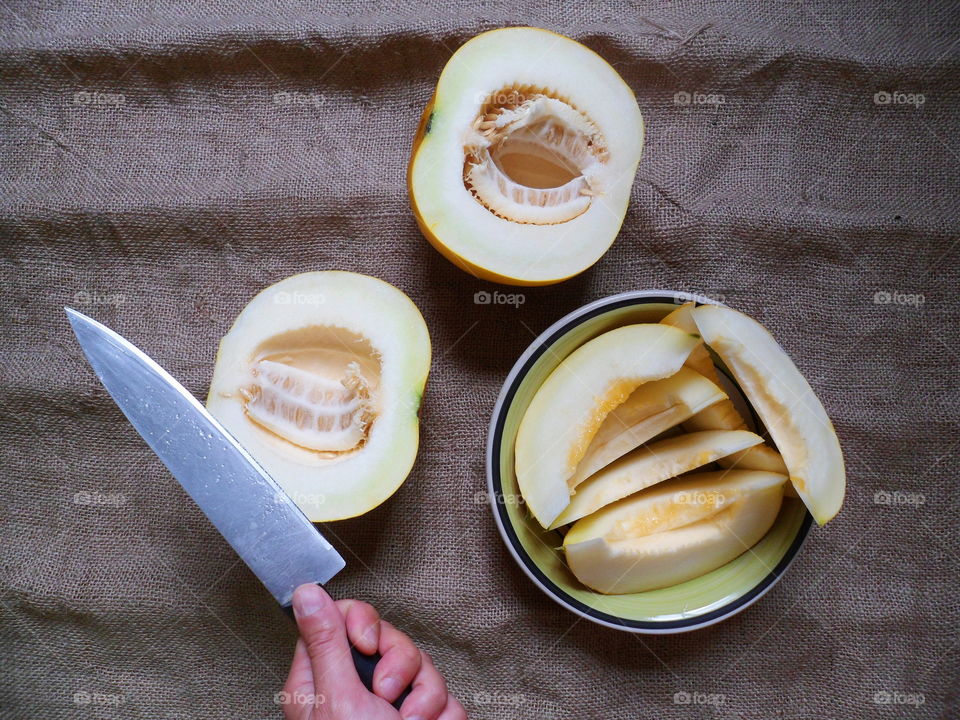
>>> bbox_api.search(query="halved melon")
[408,27,645,285]
[550,429,764,528]
[515,324,698,528]
[206,272,431,521]
[691,304,845,524]
[568,367,727,488]
[564,474,785,594]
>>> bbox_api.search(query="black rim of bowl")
[487,293,814,631]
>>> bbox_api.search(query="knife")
[65,307,409,708]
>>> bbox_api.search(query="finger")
[372,620,421,703]
[281,639,315,718]
[335,599,380,656]
[292,583,367,708]
[285,638,315,695]
[436,695,468,720]
[398,651,448,720]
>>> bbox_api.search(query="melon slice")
[564,476,785,594]
[408,27,645,285]
[691,304,845,524]
[568,367,727,488]
[550,429,764,529]
[661,303,791,486]
[206,272,431,521]
[515,324,698,528]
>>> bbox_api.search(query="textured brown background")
[1,2,958,718]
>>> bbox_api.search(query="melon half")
[409,27,645,285]
[206,272,431,521]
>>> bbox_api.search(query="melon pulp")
[691,304,845,524]
[550,429,764,528]
[661,303,790,479]
[563,471,786,594]
[206,272,431,521]
[408,27,645,285]
[568,367,728,488]
[515,324,698,528]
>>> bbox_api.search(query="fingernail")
[379,676,402,696]
[404,715,425,720]
[292,584,327,617]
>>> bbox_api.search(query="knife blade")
[66,307,408,707]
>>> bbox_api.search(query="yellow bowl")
[485,291,812,633]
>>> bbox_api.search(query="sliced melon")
[550,429,764,529]
[568,367,727,488]
[564,470,787,545]
[206,272,431,521]
[564,479,785,594]
[515,324,698,528]
[408,27,645,285]
[661,302,791,485]
[691,304,845,524]
[661,303,723,381]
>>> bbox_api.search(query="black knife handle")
[281,603,411,710]
[350,646,412,708]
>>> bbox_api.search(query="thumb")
[292,584,367,709]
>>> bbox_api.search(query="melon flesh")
[564,481,784,594]
[661,303,792,489]
[550,429,764,529]
[691,304,845,524]
[515,324,698,528]
[568,367,727,488]
[408,27,645,285]
[565,469,787,544]
[206,272,431,521]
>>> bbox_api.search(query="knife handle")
[350,646,412,708]
[282,603,412,710]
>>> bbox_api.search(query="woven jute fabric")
[1,2,958,718]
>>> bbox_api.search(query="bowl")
[486,290,812,633]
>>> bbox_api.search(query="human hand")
[281,583,466,720]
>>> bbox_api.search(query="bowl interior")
[490,297,811,630]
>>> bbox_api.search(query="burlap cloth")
[1,3,958,718]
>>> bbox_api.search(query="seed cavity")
[240,326,381,456]
[464,86,608,225]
